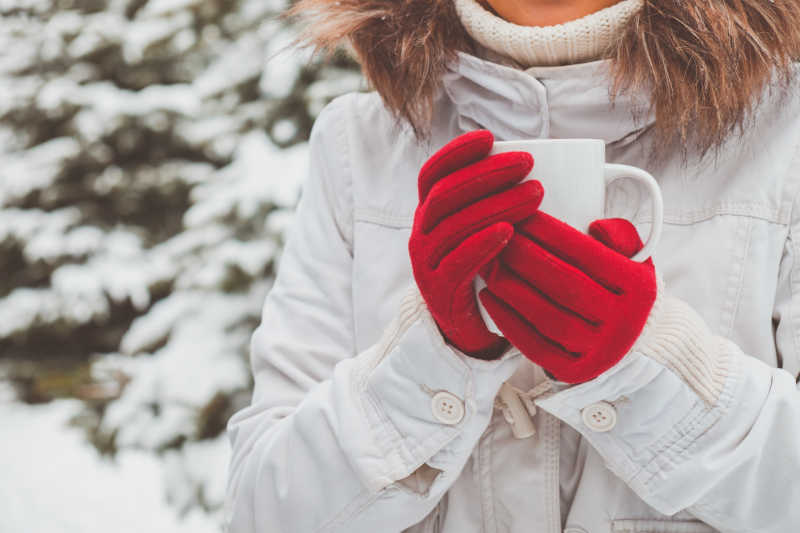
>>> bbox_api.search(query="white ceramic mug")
[474,138,664,335]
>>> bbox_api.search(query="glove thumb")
[588,218,644,259]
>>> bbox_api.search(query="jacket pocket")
[611,519,718,533]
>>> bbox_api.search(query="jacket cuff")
[628,275,731,406]
[546,274,730,405]
[534,277,755,513]
[345,284,523,492]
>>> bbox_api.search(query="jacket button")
[581,401,617,432]
[431,391,465,425]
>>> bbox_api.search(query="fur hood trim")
[288,0,800,157]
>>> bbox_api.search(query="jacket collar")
[442,50,655,146]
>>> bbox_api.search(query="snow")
[184,130,307,227]
[73,81,203,121]
[0,224,179,336]
[0,138,83,205]
[0,208,82,248]
[261,23,310,99]
[194,33,268,99]
[164,437,232,515]
[27,224,105,263]
[98,285,264,445]
[141,0,204,17]
[123,12,194,63]
[0,287,108,338]
[66,12,126,59]
[0,0,362,525]
[0,397,224,533]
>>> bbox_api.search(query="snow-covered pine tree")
[0,0,363,522]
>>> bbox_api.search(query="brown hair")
[287,0,800,157]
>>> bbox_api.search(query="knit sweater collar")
[453,0,643,67]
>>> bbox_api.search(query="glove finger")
[479,259,600,355]
[419,152,534,233]
[478,289,579,376]
[499,233,613,321]
[516,211,633,293]
[427,180,543,269]
[440,222,514,359]
[437,221,513,287]
[588,218,644,258]
[418,130,493,203]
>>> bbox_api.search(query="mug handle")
[603,163,663,263]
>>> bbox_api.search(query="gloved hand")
[409,130,544,360]
[478,212,657,382]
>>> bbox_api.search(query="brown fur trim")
[285,0,477,138]
[287,0,800,157]
[608,0,800,159]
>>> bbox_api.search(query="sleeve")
[223,95,523,533]
[534,251,800,528]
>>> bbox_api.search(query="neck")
[481,0,621,26]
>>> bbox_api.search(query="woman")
[224,0,800,531]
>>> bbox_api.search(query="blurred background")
[0,0,363,530]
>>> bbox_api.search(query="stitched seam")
[728,217,752,335]
[638,346,737,488]
[639,402,719,486]
[790,229,800,375]
[786,166,800,377]
[487,427,497,533]
[636,203,785,225]
[361,379,410,472]
[779,131,800,227]
[689,499,759,533]
[356,129,800,230]
[478,427,495,533]
[362,290,474,476]
[683,366,768,532]
[317,489,379,533]
[355,208,414,227]
[545,413,561,533]
[337,97,354,252]
[351,290,428,482]
[327,299,454,523]
[611,350,733,489]
[336,95,357,357]
[354,209,787,230]
[611,518,717,533]
[365,377,463,473]
[655,371,727,463]
[718,217,751,336]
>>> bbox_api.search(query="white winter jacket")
[224,51,800,533]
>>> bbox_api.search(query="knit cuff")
[629,275,730,406]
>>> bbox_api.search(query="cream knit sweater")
[453,0,643,67]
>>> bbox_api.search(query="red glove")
[478,212,657,382]
[409,130,544,360]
